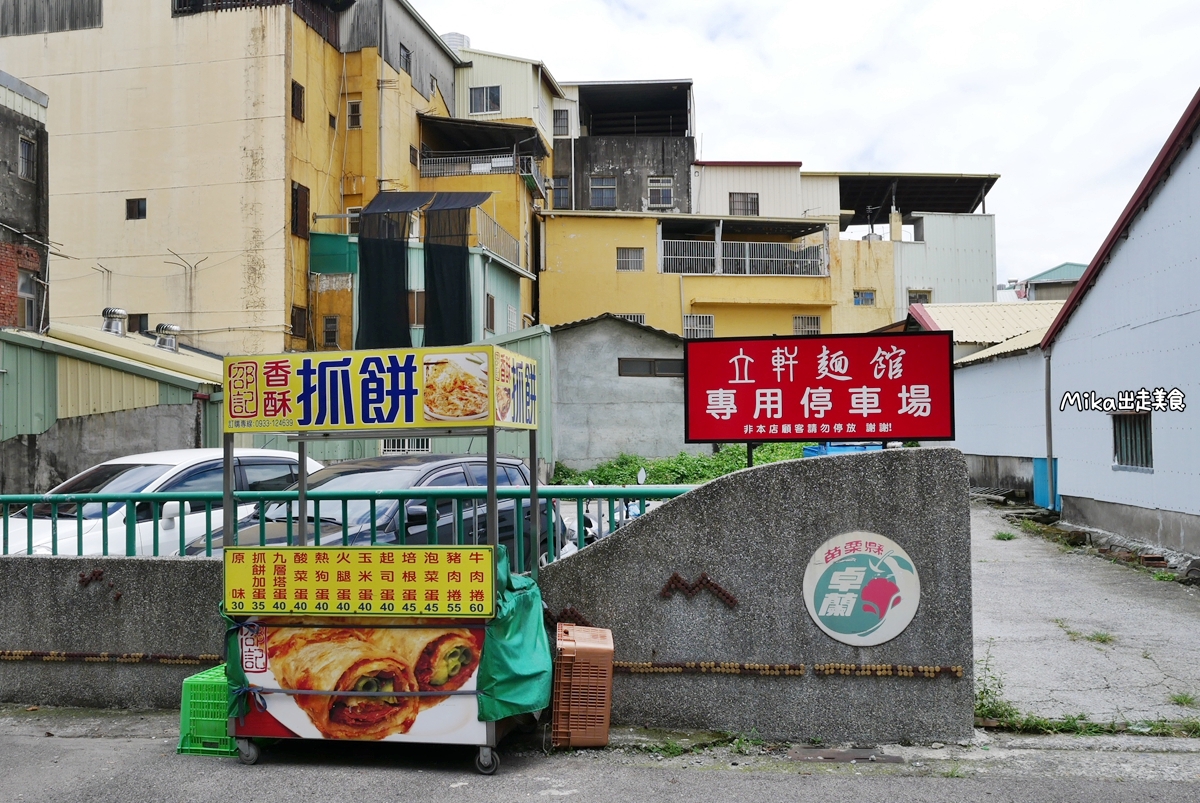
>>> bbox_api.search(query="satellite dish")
[637,468,647,485]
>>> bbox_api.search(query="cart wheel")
[474,747,499,775]
[237,738,261,765]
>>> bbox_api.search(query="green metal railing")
[0,486,693,571]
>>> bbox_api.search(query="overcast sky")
[418,0,1200,281]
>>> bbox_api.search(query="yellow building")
[539,169,999,337]
[4,0,465,356]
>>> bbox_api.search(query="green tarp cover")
[477,545,553,721]
[221,544,552,723]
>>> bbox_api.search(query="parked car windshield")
[263,467,420,526]
[27,463,173,519]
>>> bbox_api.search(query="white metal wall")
[799,174,841,218]
[692,165,804,217]
[893,213,997,321]
[454,49,552,140]
[945,350,1045,458]
[1050,137,1200,516]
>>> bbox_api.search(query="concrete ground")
[971,501,1200,723]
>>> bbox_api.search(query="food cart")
[215,345,548,773]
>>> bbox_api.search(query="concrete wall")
[551,317,704,470]
[964,454,1034,497]
[558,136,694,213]
[540,449,974,742]
[0,556,224,709]
[1050,133,1200,552]
[1061,495,1200,558]
[894,213,997,322]
[0,403,202,493]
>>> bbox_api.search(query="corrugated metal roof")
[56,355,159,419]
[0,326,221,388]
[44,322,223,385]
[1025,262,1086,284]
[909,301,1064,345]
[955,327,1048,367]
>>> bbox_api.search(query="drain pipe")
[1044,348,1055,511]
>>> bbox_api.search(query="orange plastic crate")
[551,623,614,748]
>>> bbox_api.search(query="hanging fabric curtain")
[423,192,492,347]
[354,192,433,350]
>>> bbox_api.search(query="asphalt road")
[2,707,1199,803]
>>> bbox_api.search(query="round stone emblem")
[802,531,921,647]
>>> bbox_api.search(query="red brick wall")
[0,241,42,328]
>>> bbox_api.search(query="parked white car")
[10,449,323,556]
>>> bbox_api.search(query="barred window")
[347,100,362,129]
[553,177,569,209]
[683,314,714,339]
[590,176,616,209]
[399,44,412,75]
[18,138,36,181]
[648,177,673,208]
[854,290,876,306]
[793,315,821,336]
[553,109,569,136]
[613,313,645,325]
[323,316,339,347]
[291,81,305,122]
[729,192,759,216]
[908,289,932,305]
[616,247,644,272]
[507,304,519,333]
[382,438,431,454]
[1113,414,1152,469]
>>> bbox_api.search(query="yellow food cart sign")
[222,345,536,433]
[223,546,496,618]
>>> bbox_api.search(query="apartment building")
[2,0,473,355]
[0,70,48,333]
[540,165,999,337]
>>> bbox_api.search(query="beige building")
[3,0,464,356]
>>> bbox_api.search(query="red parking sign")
[684,332,954,443]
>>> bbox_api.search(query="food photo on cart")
[175,345,614,775]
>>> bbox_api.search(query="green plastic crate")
[177,664,238,757]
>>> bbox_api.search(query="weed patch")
[1169,692,1196,708]
[993,531,1017,541]
[1084,631,1114,644]
[1154,571,1177,581]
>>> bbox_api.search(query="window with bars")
[410,145,418,166]
[908,289,932,305]
[291,306,308,340]
[17,270,36,329]
[409,290,425,326]
[854,290,876,306]
[291,183,310,239]
[648,176,673,207]
[126,198,147,220]
[590,176,616,209]
[346,206,361,236]
[323,316,339,347]
[347,100,362,129]
[553,109,569,136]
[793,315,821,336]
[618,358,684,377]
[381,437,431,454]
[729,192,759,216]
[616,247,644,272]
[291,81,305,122]
[399,44,412,75]
[552,177,569,209]
[683,314,714,339]
[470,85,501,114]
[507,304,519,333]
[18,138,36,181]
[1113,414,1153,469]
[613,313,646,325]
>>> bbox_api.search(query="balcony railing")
[660,240,828,276]
[419,152,547,200]
[476,208,521,267]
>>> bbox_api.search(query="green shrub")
[552,443,813,486]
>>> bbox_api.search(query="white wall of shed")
[942,350,1045,459]
[1049,134,1200,517]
